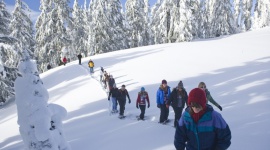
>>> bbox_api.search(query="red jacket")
[63,57,67,63]
[136,92,150,105]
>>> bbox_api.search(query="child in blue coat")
[174,88,231,150]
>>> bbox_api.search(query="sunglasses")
[200,86,206,89]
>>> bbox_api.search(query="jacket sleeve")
[156,89,160,104]
[126,90,131,100]
[167,89,174,105]
[207,90,220,108]
[136,94,140,105]
[174,117,187,150]
[184,90,188,106]
[146,93,150,105]
[215,125,231,150]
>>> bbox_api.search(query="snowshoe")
[118,115,126,119]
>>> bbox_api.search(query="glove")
[136,105,139,109]
[157,104,161,108]
[108,98,110,101]
[129,100,131,104]
[218,105,222,111]
[148,104,150,108]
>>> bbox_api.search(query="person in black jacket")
[117,85,131,118]
[167,81,188,127]
[108,75,115,92]
[108,83,119,113]
[77,53,82,65]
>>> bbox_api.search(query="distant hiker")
[63,57,67,66]
[156,79,171,123]
[198,82,222,111]
[58,57,63,66]
[77,53,82,65]
[108,75,115,92]
[108,83,119,113]
[117,85,131,118]
[136,87,150,120]
[88,59,94,73]
[174,88,231,150]
[102,71,109,89]
[47,64,52,70]
[100,67,104,82]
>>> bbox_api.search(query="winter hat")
[188,88,207,109]
[162,79,167,84]
[141,87,145,91]
[121,85,126,88]
[178,81,184,89]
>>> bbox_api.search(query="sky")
[5,0,157,22]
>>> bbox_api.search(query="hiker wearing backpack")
[88,59,94,73]
[156,79,171,123]
[198,82,222,111]
[174,88,231,150]
[108,83,119,113]
[166,81,188,127]
[136,87,150,120]
[108,75,115,92]
[117,85,131,118]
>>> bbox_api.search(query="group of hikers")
[99,69,231,149]
[51,55,231,150]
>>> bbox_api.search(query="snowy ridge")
[1,28,270,150]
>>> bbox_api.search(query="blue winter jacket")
[156,86,171,105]
[174,105,231,150]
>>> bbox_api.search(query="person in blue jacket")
[174,88,231,150]
[156,79,171,123]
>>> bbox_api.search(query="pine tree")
[210,0,236,37]
[10,0,35,57]
[151,0,174,44]
[15,50,70,150]
[126,0,148,47]
[0,0,19,105]
[239,0,253,31]
[71,0,88,57]
[35,0,72,72]
[107,0,129,50]
[253,0,270,29]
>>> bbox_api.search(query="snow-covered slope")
[1,27,270,150]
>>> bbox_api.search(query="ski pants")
[172,106,184,127]
[79,59,81,65]
[111,97,117,111]
[159,104,169,123]
[90,67,94,73]
[139,105,146,119]
[118,99,126,115]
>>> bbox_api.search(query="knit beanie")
[178,81,184,89]
[188,88,207,109]
[162,79,167,84]
[141,87,145,91]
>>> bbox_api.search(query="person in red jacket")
[63,56,67,66]
[136,87,150,120]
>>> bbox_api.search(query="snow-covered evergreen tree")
[107,0,129,50]
[210,0,236,37]
[10,0,35,57]
[35,0,72,72]
[253,0,270,29]
[71,0,88,57]
[0,0,19,105]
[125,0,148,47]
[15,50,70,150]
[238,0,253,31]
[168,0,193,42]
[151,0,174,44]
